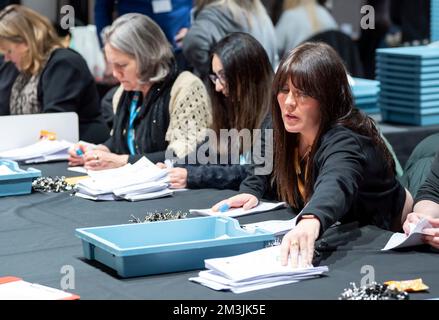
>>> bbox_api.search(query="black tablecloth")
[0,162,438,300]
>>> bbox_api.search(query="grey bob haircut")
[103,13,174,84]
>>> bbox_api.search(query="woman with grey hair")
[69,13,212,170]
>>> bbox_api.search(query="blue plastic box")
[0,160,41,197]
[75,216,276,277]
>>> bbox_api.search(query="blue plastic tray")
[377,46,439,59]
[377,75,439,87]
[381,108,439,126]
[377,62,439,73]
[380,83,439,94]
[380,90,439,102]
[379,102,439,114]
[75,216,276,277]
[376,55,439,67]
[376,69,439,80]
[355,97,377,105]
[0,160,41,197]
[379,96,439,109]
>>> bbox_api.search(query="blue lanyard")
[127,92,140,155]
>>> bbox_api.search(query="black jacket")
[416,152,439,204]
[175,116,272,190]
[104,68,178,164]
[240,125,406,234]
[0,57,18,115]
[38,48,110,144]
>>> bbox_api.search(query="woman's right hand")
[68,142,106,167]
[211,193,259,212]
[68,143,89,167]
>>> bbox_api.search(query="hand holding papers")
[190,201,287,218]
[382,218,433,250]
[74,157,173,201]
[0,140,72,163]
[189,246,328,293]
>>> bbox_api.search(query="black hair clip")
[32,176,73,193]
[339,282,409,300]
[129,209,188,223]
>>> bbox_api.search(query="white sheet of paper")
[0,280,74,300]
[0,164,15,175]
[68,166,87,174]
[152,0,172,13]
[242,217,297,236]
[190,201,287,218]
[382,218,433,251]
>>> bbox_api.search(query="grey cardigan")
[183,3,278,78]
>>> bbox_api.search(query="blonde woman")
[276,0,337,58]
[0,5,109,143]
[183,0,278,78]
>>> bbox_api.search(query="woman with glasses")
[0,5,109,143]
[68,13,211,170]
[161,32,273,190]
[213,42,414,268]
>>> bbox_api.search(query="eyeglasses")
[279,87,310,103]
[209,73,226,86]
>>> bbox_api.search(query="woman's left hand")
[280,216,321,269]
[168,168,188,189]
[83,150,128,170]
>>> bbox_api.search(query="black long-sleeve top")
[175,116,273,190]
[416,152,439,204]
[38,48,110,144]
[240,125,406,234]
[0,57,18,115]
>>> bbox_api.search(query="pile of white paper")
[75,157,173,201]
[0,140,72,163]
[190,245,329,293]
[190,202,287,218]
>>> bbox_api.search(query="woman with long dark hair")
[213,42,413,268]
[164,32,274,190]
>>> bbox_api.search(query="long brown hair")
[272,42,395,208]
[209,32,273,154]
[0,5,62,75]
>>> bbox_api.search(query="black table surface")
[1,162,438,300]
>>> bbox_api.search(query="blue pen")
[218,203,230,213]
[75,148,84,156]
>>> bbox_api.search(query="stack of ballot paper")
[74,157,172,201]
[0,140,72,163]
[190,245,329,293]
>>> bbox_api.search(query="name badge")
[152,0,173,14]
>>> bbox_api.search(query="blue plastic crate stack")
[432,0,439,42]
[350,78,380,114]
[376,46,439,126]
